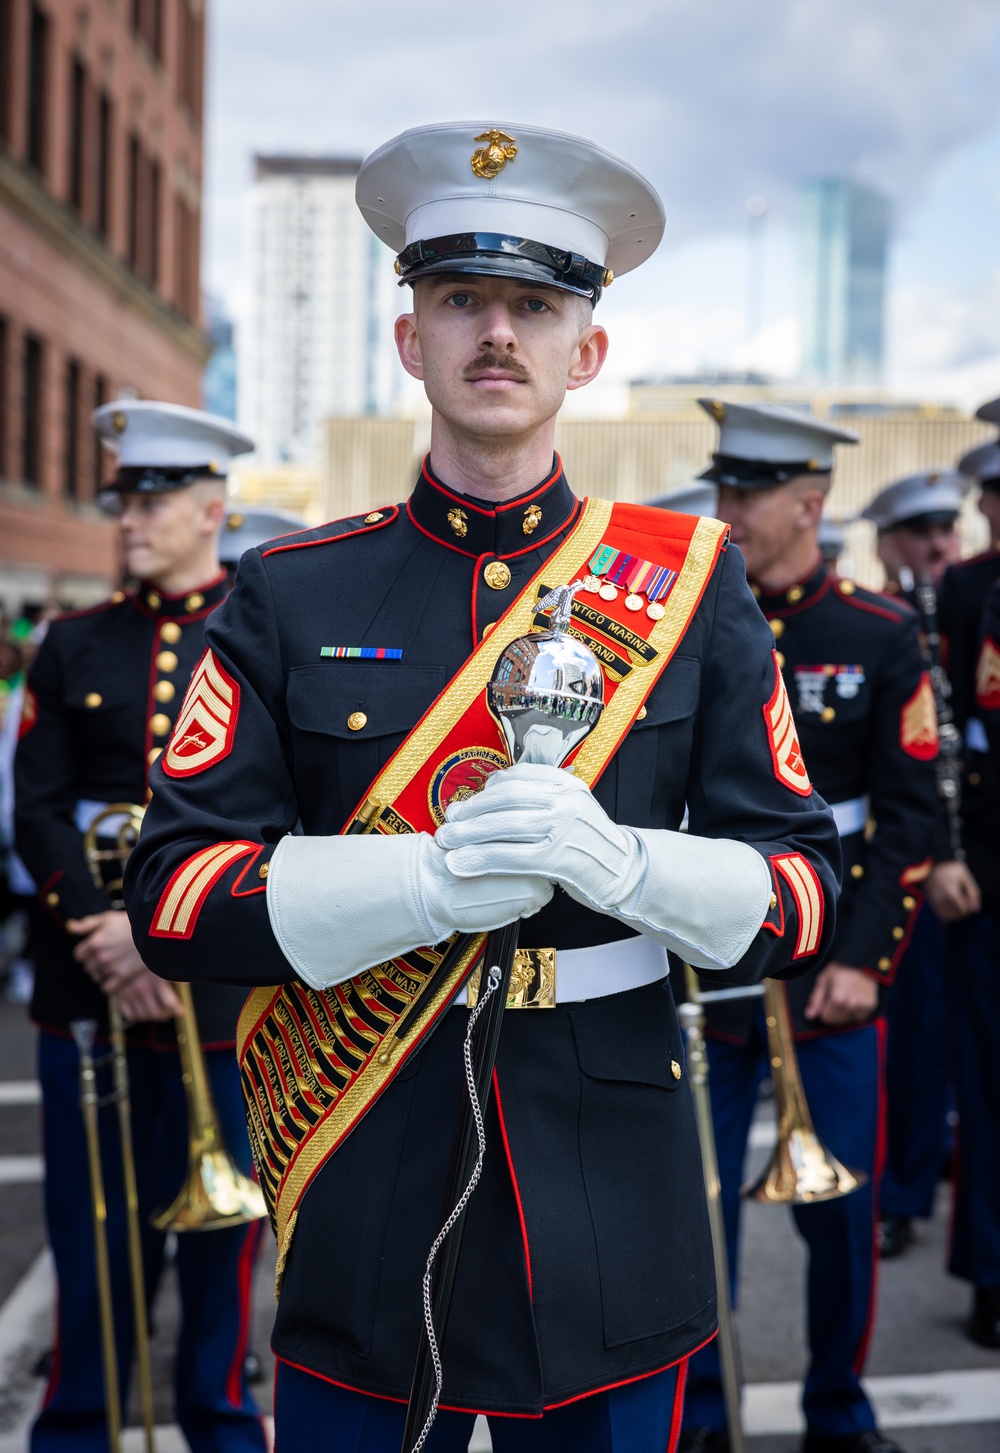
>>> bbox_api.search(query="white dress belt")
[454,935,669,1007]
[830,794,868,838]
[966,717,989,754]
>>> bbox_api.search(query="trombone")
[79,804,268,1448]
[678,965,866,1450]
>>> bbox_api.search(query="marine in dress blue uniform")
[680,401,941,1453]
[123,123,841,1453]
[927,401,1000,1346]
[14,402,268,1453]
[859,471,970,1259]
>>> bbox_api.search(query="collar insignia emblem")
[522,505,543,535]
[447,507,469,539]
[471,130,518,180]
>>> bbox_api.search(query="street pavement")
[0,997,996,1451]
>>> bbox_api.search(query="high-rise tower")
[799,179,890,383]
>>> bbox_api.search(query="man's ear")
[395,313,424,380]
[566,323,609,392]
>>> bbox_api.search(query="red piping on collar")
[141,569,228,601]
[420,454,563,515]
[761,573,833,619]
[407,492,582,562]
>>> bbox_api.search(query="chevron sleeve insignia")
[763,650,811,797]
[975,636,1000,712]
[163,651,240,778]
[900,672,939,761]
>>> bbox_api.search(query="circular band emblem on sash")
[428,747,508,826]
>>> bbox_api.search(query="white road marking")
[0,1155,42,1184]
[0,1082,40,1107]
[0,1250,52,1447]
[744,1368,1000,1433]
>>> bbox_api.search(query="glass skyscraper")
[799,179,890,383]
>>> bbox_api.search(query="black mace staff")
[401,583,605,1453]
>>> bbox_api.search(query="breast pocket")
[605,653,701,824]
[285,664,448,831]
[64,678,141,776]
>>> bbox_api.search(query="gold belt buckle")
[466,948,556,1009]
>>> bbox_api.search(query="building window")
[133,0,164,61]
[0,317,8,481]
[97,92,112,241]
[22,335,43,488]
[69,56,86,214]
[0,0,11,145]
[177,1,203,124]
[128,132,140,269]
[93,373,107,496]
[149,157,161,287]
[174,193,199,322]
[64,359,81,500]
[27,4,49,175]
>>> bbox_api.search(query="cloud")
[887,270,1000,407]
[205,0,1000,296]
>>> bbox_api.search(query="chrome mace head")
[488,582,604,767]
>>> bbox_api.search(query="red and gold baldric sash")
[237,497,728,1283]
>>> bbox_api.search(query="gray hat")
[861,469,971,531]
[94,400,254,500]
[818,516,848,562]
[356,121,665,302]
[220,507,306,566]
[698,399,859,488]
[975,396,1000,426]
[959,439,1000,486]
[647,480,719,517]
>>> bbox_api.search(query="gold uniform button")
[482,621,497,638]
[969,772,982,786]
[154,680,175,703]
[750,583,761,599]
[850,864,864,879]
[637,705,647,720]
[878,956,891,971]
[160,622,181,645]
[156,650,178,673]
[110,590,126,604]
[840,580,856,595]
[776,651,785,669]
[46,891,60,908]
[671,1060,682,1081]
[347,711,368,732]
[769,892,777,909]
[146,591,161,610]
[821,706,836,722]
[892,926,905,940]
[484,561,512,591]
[364,511,384,524]
[769,618,784,638]
[185,593,205,612]
[150,713,172,736]
[902,895,916,911]
[147,747,162,765]
[787,585,804,604]
[84,692,103,709]
[259,862,270,880]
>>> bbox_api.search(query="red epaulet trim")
[260,506,398,557]
[834,581,909,623]
[50,595,129,624]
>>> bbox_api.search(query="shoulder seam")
[260,506,399,558]
[51,597,127,624]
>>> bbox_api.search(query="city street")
[0,997,995,1452]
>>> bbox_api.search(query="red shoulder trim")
[261,507,398,556]
[837,588,909,624]
[51,596,126,624]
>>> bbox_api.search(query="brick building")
[0,0,208,611]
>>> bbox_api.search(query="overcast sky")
[203,0,1000,411]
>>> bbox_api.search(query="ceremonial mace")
[401,582,604,1453]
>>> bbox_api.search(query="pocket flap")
[633,654,701,729]
[571,979,682,1089]
[286,663,448,740]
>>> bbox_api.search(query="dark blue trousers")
[273,1358,688,1453]
[32,1030,267,1453]
[947,908,1000,1287]
[683,1017,883,1439]
[881,905,951,1219]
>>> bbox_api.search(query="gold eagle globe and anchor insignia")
[522,504,543,535]
[447,507,469,538]
[471,129,518,180]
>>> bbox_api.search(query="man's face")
[978,486,1000,547]
[876,519,959,588]
[394,275,607,442]
[716,476,825,581]
[117,484,222,583]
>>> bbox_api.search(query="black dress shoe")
[678,1430,730,1453]
[968,1285,1000,1348]
[876,1215,912,1259]
[802,1430,904,1452]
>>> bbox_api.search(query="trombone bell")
[151,1148,268,1233]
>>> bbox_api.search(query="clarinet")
[901,567,965,861]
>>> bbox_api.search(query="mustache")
[463,352,529,380]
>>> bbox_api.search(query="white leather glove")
[266,831,553,992]
[437,763,772,969]
[437,763,645,911]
